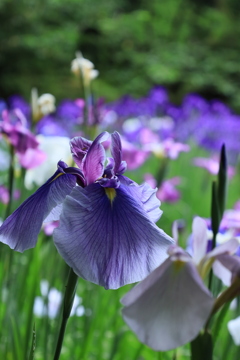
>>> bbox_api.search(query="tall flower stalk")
[5,144,14,219]
[53,268,78,360]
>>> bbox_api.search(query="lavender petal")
[53,183,173,289]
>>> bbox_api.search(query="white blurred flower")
[33,287,62,319]
[228,316,240,345]
[24,135,72,189]
[31,88,56,121]
[33,280,85,319]
[71,52,99,85]
[0,147,10,170]
[37,93,56,116]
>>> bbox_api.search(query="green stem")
[53,268,78,360]
[156,158,169,187]
[5,144,15,219]
[208,234,216,291]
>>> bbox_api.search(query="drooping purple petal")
[0,165,77,252]
[82,131,109,185]
[121,255,214,351]
[53,183,173,289]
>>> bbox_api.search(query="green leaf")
[191,331,213,360]
[211,181,220,247]
[217,144,227,218]
[28,323,36,360]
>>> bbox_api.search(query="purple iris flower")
[0,109,46,169]
[57,99,84,124]
[36,115,70,137]
[0,131,173,289]
[8,95,31,123]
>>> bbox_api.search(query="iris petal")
[121,256,214,351]
[70,136,92,169]
[53,183,173,289]
[111,131,122,174]
[0,170,76,252]
[192,216,208,265]
[121,181,163,223]
[82,131,109,185]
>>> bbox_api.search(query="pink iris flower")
[0,109,46,169]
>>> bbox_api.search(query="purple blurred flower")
[36,115,70,137]
[57,99,84,124]
[187,202,240,253]
[157,177,181,203]
[143,137,190,159]
[0,109,46,169]
[105,87,169,120]
[144,173,157,189]
[0,186,9,204]
[36,99,85,137]
[42,221,59,236]
[144,174,181,203]
[121,137,150,170]
[0,187,21,205]
[0,131,173,289]
[162,138,190,159]
[193,156,235,178]
[8,95,31,123]
[121,217,238,350]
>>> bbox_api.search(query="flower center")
[105,188,116,203]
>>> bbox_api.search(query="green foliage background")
[1,2,240,358]
[1,0,240,109]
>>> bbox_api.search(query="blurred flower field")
[1,53,240,360]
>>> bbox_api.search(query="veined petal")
[0,168,76,252]
[53,183,173,289]
[122,181,163,223]
[43,204,63,223]
[121,256,214,351]
[82,131,109,185]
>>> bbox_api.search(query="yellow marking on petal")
[50,172,64,183]
[173,260,185,273]
[105,188,116,204]
[198,257,215,280]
